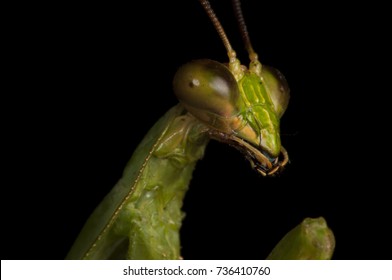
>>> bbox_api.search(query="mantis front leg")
[66,105,209,259]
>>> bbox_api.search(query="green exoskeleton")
[66,0,335,260]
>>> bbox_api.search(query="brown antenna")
[198,0,243,80]
[198,0,236,60]
[232,0,262,74]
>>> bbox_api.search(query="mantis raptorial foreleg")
[268,217,335,260]
[67,106,209,259]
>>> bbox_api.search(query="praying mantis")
[66,0,335,260]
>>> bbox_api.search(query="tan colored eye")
[173,59,239,131]
[261,66,290,118]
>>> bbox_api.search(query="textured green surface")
[66,105,208,259]
[236,72,281,157]
[267,217,335,260]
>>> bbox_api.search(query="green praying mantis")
[66,0,335,260]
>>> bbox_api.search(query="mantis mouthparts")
[208,130,289,176]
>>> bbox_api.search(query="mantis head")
[173,0,290,176]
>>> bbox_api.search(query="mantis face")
[171,0,291,176]
[173,59,290,176]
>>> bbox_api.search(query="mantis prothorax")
[66,0,335,260]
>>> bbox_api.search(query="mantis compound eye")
[173,59,240,133]
[261,66,290,118]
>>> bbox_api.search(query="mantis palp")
[66,0,335,260]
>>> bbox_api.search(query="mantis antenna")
[232,0,262,75]
[198,0,244,80]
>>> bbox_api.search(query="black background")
[3,1,390,260]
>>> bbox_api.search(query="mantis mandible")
[66,0,335,260]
